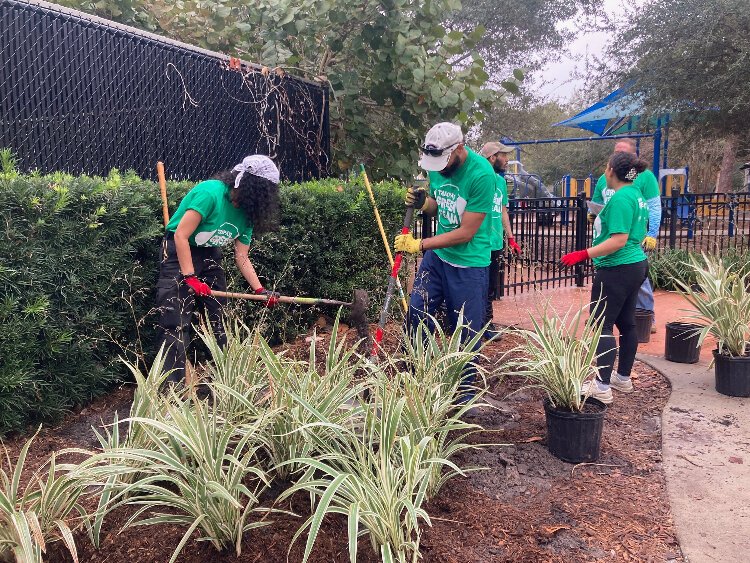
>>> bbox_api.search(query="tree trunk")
[716,135,739,193]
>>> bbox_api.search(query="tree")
[602,0,750,191]
[447,0,603,81]
[475,96,613,188]
[59,0,508,179]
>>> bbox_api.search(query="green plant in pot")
[675,253,750,397]
[511,303,608,463]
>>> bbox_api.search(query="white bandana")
[232,155,280,188]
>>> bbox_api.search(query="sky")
[533,0,635,101]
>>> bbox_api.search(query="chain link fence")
[0,0,330,181]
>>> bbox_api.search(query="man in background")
[479,141,521,339]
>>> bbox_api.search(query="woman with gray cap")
[156,155,281,384]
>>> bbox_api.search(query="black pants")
[156,236,228,383]
[590,260,648,384]
[485,249,503,324]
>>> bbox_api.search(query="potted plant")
[675,253,750,397]
[511,304,608,463]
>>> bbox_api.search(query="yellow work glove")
[394,233,422,254]
[587,213,596,224]
[642,236,657,251]
[405,186,428,210]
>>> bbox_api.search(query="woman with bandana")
[560,151,649,404]
[156,155,281,384]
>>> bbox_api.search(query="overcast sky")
[533,0,635,101]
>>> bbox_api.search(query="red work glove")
[507,237,522,255]
[560,249,590,266]
[184,275,211,296]
[255,286,280,308]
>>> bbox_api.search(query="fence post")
[574,191,587,287]
[669,187,679,249]
[728,194,736,238]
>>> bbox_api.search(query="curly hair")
[608,152,648,183]
[212,170,280,233]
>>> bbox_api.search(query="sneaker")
[580,379,613,405]
[609,372,634,394]
[650,324,657,334]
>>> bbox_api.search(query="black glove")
[405,187,428,210]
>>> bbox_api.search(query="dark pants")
[485,249,503,323]
[156,236,228,383]
[590,260,648,384]
[406,251,488,387]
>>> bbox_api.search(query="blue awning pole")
[653,118,662,180]
[508,132,654,146]
[663,114,670,170]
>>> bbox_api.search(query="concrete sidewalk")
[493,288,749,562]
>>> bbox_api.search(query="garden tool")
[157,161,170,226]
[370,205,415,360]
[360,164,408,314]
[210,288,370,340]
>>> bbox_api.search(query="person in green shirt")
[394,122,495,402]
[561,151,649,404]
[591,139,662,332]
[156,155,281,385]
[479,141,522,340]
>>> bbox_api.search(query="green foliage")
[58,0,503,179]
[648,247,750,291]
[511,303,605,412]
[0,170,405,435]
[675,253,750,358]
[604,0,750,146]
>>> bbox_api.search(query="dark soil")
[4,325,683,562]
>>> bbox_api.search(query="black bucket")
[665,322,702,364]
[713,350,750,397]
[634,308,654,344]
[544,398,607,463]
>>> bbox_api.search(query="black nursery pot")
[544,398,607,463]
[713,350,750,397]
[664,322,702,364]
[634,308,654,344]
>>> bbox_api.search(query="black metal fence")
[0,0,330,181]
[420,190,750,296]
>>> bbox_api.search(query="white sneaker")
[609,372,634,394]
[580,379,613,405]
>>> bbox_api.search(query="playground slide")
[505,160,556,199]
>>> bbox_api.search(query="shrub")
[0,166,405,435]
[648,247,750,290]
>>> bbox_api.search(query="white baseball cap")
[418,122,464,172]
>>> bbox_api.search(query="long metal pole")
[507,133,654,146]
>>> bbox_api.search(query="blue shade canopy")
[553,87,643,136]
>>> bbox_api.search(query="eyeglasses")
[419,143,458,157]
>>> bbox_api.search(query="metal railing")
[420,190,750,296]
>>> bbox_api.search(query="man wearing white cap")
[394,122,496,400]
[156,155,282,384]
[479,141,522,339]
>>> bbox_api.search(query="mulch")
[3,324,683,562]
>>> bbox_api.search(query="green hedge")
[0,167,404,435]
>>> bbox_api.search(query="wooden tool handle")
[157,161,169,226]
[210,289,351,307]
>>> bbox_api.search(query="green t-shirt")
[428,148,495,267]
[592,185,648,268]
[489,174,508,251]
[592,169,660,205]
[166,179,253,247]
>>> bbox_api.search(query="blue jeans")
[636,277,655,315]
[406,250,488,388]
